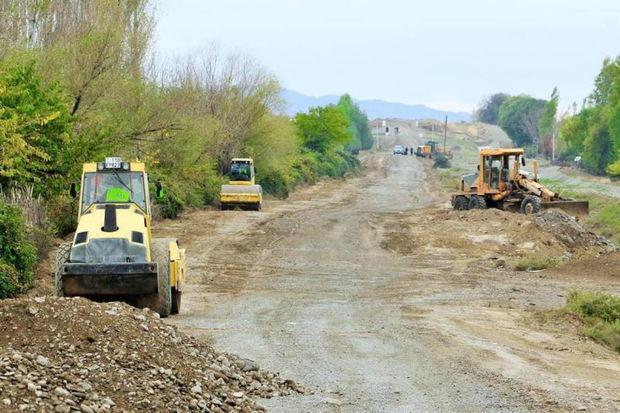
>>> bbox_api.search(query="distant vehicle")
[393,145,405,155]
[351,148,360,155]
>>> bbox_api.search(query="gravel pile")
[533,209,615,250]
[0,297,302,412]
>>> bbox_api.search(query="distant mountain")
[280,89,472,122]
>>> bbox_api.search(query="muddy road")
[157,144,619,412]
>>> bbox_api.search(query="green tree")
[498,95,547,149]
[337,94,374,150]
[590,56,620,106]
[475,93,510,124]
[0,61,73,195]
[295,105,352,153]
[538,87,559,157]
[580,107,616,174]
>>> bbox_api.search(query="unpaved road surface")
[157,142,619,411]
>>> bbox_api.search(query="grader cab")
[451,149,589,215]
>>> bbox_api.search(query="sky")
[154,0,620,114]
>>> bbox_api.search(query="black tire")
[141,238,173,317]
[453,196,469,211]
[54,242,72,297]
[171,289,182,315]
[520,195,541,215]
[468,195,487,209]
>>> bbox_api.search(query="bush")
[433,154,451,169]
[259,168,292,198]
[565,289,620,353]
[514,253,558,271]
[0,202,37,297]
[153,185,183,219]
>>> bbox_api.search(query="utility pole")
[443,115,448,153]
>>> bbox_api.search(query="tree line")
[475,56,619,176]
[0,0,372,297]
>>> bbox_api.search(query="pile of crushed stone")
[0,297,302,412]
[533,209,615,250]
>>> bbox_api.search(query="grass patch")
[564,289,620,353]
[514,252,559,271]
[538,178,580,192]
[436,167,467,191]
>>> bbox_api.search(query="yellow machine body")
[57,157,186,317]
[450,148,589,215]
[220,158,263,210]
[415,145,432,158]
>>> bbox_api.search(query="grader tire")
[141,238,173,317]
[54,242,72,297]
[469,195,487,210]
[453,196,469,211]
[520,195,541,215]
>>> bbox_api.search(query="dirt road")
[157,144,619,412]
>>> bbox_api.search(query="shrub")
[514,253,558,271]
[433,153,451,169]
[153,185,183,219]
[259,168,291,199]
[565,289,620,353]
[0,202,37,297]
[1,186,54,257]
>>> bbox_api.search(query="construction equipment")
[415,145,432,158]
[425,140,453,159]
[220,158,263,210]
[54,157,186,317]
[450,148,589,216]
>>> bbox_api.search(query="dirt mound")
[534,209,615,250]
[377,207,615,270]
[0,297,302,412]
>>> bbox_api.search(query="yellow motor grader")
[220,158,263,210]
[450,148,589,215]
[55,157,186,317]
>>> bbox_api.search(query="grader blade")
[541,200,589,216]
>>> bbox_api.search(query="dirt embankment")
[0,297,302,412]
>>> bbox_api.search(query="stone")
[80,404,94,413]
[236,359,259,372]
[54,404,71,413]
[191,384,202,394]
[55,387,70,397]
[36,355,50,367]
